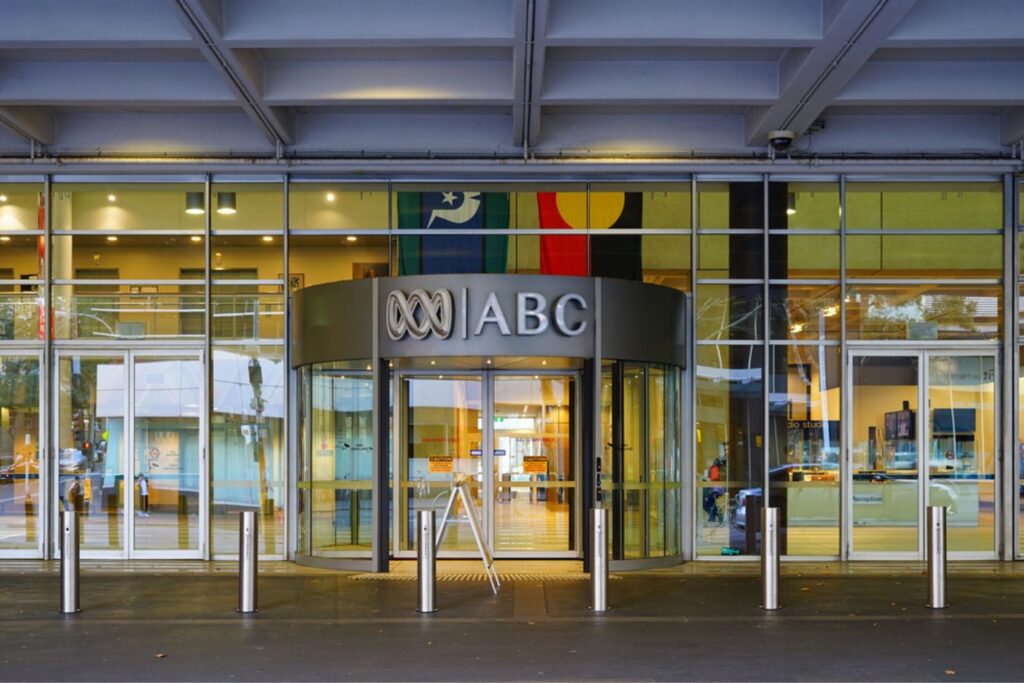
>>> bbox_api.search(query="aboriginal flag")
[397,192,509,275]
[537,192,642,280]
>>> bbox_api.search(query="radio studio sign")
[378,274,595,358]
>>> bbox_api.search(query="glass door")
[491,374,576,556]
[56,350,205,559]
[848,351,998,559]
[130,352,204,558]
[397,374,484,555]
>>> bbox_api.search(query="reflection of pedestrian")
[702,457,725,523]
[67,478,83,513]
[136,474,150,517]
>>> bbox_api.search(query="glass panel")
[288,184,388,229]
[399,376,483,553]
[769,284,840,341]
[847,182,1002,230]
[58,355,126,552]
[769,182,840,230]
[0,234,43,279]
[492,375,574,553]
[697,234,763,279]
[769,234,839,279]
[846,284,1001,341]
[847,234,1001,278]
[1019,347,1024,558]
[211,182,283,231]
[51,183,205,231]
[0,290,44,341]
[696,283,763,340]
[851,355,919,554]
[51,284,206,341]
[52,235,205,279]
[0,184,43,231]
[298,363,373,558]
[290,235,390,286]
[212,346,285,556]
[648,365,681,557]
[698,181,764,230]
[0,355,40,550]
[587,186,691,229]
[768,345,840,556]
[695,344,764,557]
[132,355,201,552]
[211,235,283,279]
[211,286,284,341]
[392,184,585,230]
[927,355,996,554]
[620,364,646,559]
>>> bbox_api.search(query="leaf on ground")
[154,654,167,659]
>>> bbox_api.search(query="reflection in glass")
[696,284,763,340]
[0,356,40,550]
[695,345,763,556]
[298,364,373,558]
[57,355,126,552]
[52,285,205,341]
[846,285,1001,341]
[212,347,285,556]
[927,355,995,554]
[399,376,482,553]
[769,285,840,341]
[132,355,201,552]
[493,376,575,552]
[768,346,840,555]
[850,355,919,554]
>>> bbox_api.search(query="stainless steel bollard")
[417,510,437,613]
[760,507,780,610]
[591,507,608,612]
[237,510,258,613]
[927,505,947,609]
[59,510,80,614]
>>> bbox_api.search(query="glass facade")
[0,174,1020,564]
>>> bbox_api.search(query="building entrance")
[55,350,205,559]
[395,370,578,558]
[848,351,998,559]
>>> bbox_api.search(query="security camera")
[768,130,796,151]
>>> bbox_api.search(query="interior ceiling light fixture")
[786,192,797,216]
[0,194,7,203]
[107,194,117,203]
[346,235,357,242]
[326,192,336,202]
[0,236,10,242]
[185,192,205,215]
[106,235,118,242]
[216,192,237,215]
[190,235,202,242]
[261,235,273,243]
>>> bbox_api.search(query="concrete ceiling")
[0,0,1022,159]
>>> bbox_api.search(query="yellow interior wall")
[289,187,388,229]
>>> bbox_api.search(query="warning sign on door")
[428,456,454,474]
[522,456,548,474]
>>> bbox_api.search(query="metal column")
[417,510,437,613]
[238,510,258,613]
[59,511,80,614]
[927,506,947,609]
[761,507,780,610]
[591,507,608,612]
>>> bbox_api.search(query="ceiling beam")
[512,0,529,146]
[745,0,919,146]
[1000,108,1024,146]
[0,106,54,146]
[168,0,294,145]
[525,0,551,147]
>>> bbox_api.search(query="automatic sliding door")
[131,353,203,556]
[492,374,575,554]
[849,354,921,556]
[57,353,127,555]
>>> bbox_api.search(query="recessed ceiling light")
[0,236,10,243]
[346,235,357,242]
[190,235,202,242]
[261,235,273,243]
[106,235,118,242]
[0,195,7,203]
[107,194,117,203]
[430,360,436,366]
[326,192,336,202]
[541,359,547,366]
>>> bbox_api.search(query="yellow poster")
[523,456,548,474]
[428,456,453,474]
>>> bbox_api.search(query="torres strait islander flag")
[396,191,509,275]
[537,192,643,280]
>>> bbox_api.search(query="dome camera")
[768,130,796,152]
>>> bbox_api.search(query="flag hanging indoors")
[397,192,509,275]
[537,192,643,280]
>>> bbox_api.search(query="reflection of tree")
[0,359,39,468]
[862,293,978,339]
